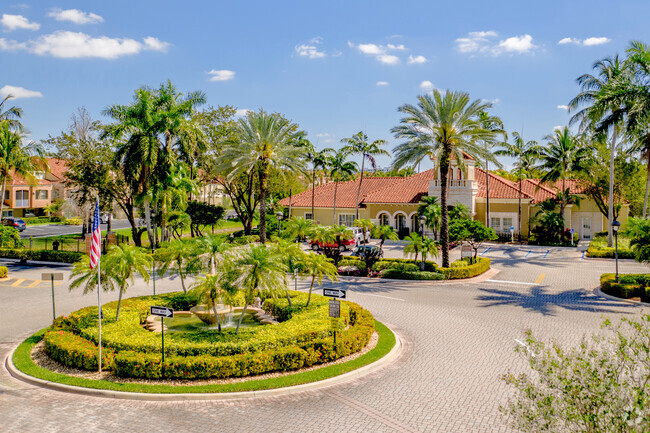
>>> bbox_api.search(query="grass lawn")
[12,320,395,394]
[589,234,632,250]
[587,234,635,259]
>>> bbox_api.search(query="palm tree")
[270,237,307,306]
[392,90,496,267]
[371,225,399,252]
[421,237,440,263]
[538,127,589,236]
[155,239,203,293]
[303,253,338,307]
[448,203,471,221]
[101,244,151,321]
[0,94,24,132]
[568,55,628,245]
[0,123,46,218]
[283,216,314,242]
[353,218,374,244]
[301,143,333,220]
[495,131,539,236]
[191,273,235,332]
[403,232,424,262]
[340,131,390,219]
[417,196,441,239]
[328,150,358,226]
[198,234,230,274]
[477,112,506,228]
[218,110,306,243]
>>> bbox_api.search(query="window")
[15,190,29,207]
[2,210,12,217]
[502,218,513,231]
[36,190,48,200]
[490,218,501,232]
[3,190,8,200]
[304,212,313,220]
[491,213,518,233]
[378,213,390,226]
[33,171,45,179]
[338,214,354,227]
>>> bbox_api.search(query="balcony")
[14,199,29,208]
[429,180,471,188]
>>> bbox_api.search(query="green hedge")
[587,246,635,259]
[0,266,7,278]
[338,258,366,269]
[439,257,490,279]
[44,330,116,371]
[376,258,438,272]
[381,269,445,280]
[600,273,650,301]
[0,248,84,263]
[22,216,65,225]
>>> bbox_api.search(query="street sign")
[460,245,473,258]
[570,229,575,234]
[41,272,64,280]
[510,226,514,233]
[323,288,346,299]
[329,299,340,318]
[150,306,174,318]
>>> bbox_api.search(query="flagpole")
[97,257,102,373]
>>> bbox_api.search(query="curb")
[0,258,72,267]
[594,286,650,307]
[5,324,404,401]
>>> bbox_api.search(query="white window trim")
[490,212,518,233]
[338,213,355,227]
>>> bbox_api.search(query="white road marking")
[485,279,538,286]
[354,292,406,302]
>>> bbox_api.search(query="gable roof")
[475,168,532,200]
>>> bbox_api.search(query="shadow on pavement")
[475,286,638,316]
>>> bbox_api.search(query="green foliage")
[372,258,438,272]
[185,201,225,237]
[0,225,21,248]
[22,216,56,225]
[0,248,83,263]
[440,257,491,279]
[626,217,650,263]
[64,217,83,225]
[283,216,314,241]
[600,273,650,301]
[587,234,635,259]
[418,196,441,236]
[381,269,445,280]
[163,291,201,311]
[449,219,497,262]
[338,258,366,270]
[44,330,116,371]
[0,265,7,277]
[450,260,469,268]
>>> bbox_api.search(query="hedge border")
[600,273,650,302]
[439,257,491,279]
[11,321,396,395]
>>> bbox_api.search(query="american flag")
[89,198,101,269]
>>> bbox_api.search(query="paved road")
[19,219,134,239]
[0,249,648,432]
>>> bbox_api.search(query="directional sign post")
[323,288,346,299]
[326,296,343,344]
[42,272,64,322]
[150,306,174,378]
[510,226,515,243]
[570,228,575,246]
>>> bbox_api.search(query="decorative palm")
[328,150,358,225]
[0,94,24,132]
[477,111,506,228]
[217,110,306,243]
[417,196,441,239]
[353,219,374,244]
[372,225,399,252]
[340,131,390,219]
[191,272,236,332]
[283,216,314,242]
[448,203,471,221]
[538,127,589,234]
[403,232,424,262]
[0,123,47,217]
[155,239,203,293]
[102,245,151,321]
[199,234,230,274]
[391,90,496,267]
[495,131,539,236]
[303,253,338,307]
[270,237,307,306]
[421,237,440,263]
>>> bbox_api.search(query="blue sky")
[2,1,650,170]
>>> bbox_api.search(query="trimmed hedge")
[44,330,116,371]
[439,258,490,279]
[381,269,445,280]
[64,218,83,225]
[338,258,366,270]
[587,246,635,259]
[377,258,438,272]
[0,266,7,277]
[600,273,650,301]
[0,248,84,263]
[372,261,419,273]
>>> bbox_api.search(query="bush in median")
[0,248,84,263]
[0,266,7,278]
[600,273,650,301]
[381,269,445,280]
[439,257,490,279]
[44,329,115,371]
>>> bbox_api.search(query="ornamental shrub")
[439,257,490,279]
[0,248,83,263]
[0,266,7,277]
[381,269,445,280]
[64,218,83,225]
[44,330,115,371]
[372,260,430,273]
[338,258,365,269]
[600,273,650,301]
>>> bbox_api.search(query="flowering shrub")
[44,330,116,370]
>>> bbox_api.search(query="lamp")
[612,220,621,283]
[276,211,284,233]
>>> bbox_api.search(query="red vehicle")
[310,236,357,252]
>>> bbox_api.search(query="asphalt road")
[19,219,134,239]
[0,247,648,432]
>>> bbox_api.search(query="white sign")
[150,306,174,318]
[323,288,346,299]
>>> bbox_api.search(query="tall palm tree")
[155,238,203,293]
[328,150,358,226]
[283,216,314,242]
[102,244,151,321]
[303,253,338,307]
[417,196,441,239]
[199,234,230,274]
[538,127,589,235]
[301,142,333,221]
[477,112,506,229]
[371,224,399,252]
[495,131,539,236]
[391,90,495,267]
[218,110,306,242]
[340,131,390,219]
[270,237,307,306]
[0,94,24,132]
[0,123,46,217]
[568,55,628,245]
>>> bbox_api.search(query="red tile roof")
[475,168,532,200]
[364,169,436,204]
[46,158,68,181]
[279,177,404,208]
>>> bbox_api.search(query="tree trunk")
[288,188,292,218]
[332,181,338,226]
[0,175,6,218]
[643,159,650,218]
[311,166,316,220]
[115,286,124,322]
[518,158,522,239]
[355,156,365,220]
[286,288,293,307]
[485,160,490,228]
[607,129,617,247]
[143,199,154,249]
[306,276,315,307]
[560,177,566,240]
[235,304,248,334]
[212,302,222,332]
[258,163,268,243]
[179,267,187,293]
[439,150,451,268]
[107,212,112,233]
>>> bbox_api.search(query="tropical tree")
[217,110,306,243]
[449,219,497,263]
[191,273,236,332]
[69,256,119,312]
[328,150,358,226]
[353,218,374,244]
[569,55,628,246]
[538,127,589,236]
[0,123,46,218]
[371,225,399,252]
[303,253,338,307]
[420,237,440,264]
[448,203,471,221]
[199,234,230,274]
[283,216,314,242]
[270,237,307,306]
[340,131,390,219]
[0,94,24,132]
[418,196,441,239]
[155,239,203,293]
[403,232,424,262]
[626,217,650,263]
[495,131,539,236]
[477,111,506,228]
[101,244,152,321]
[300,140,332,220]
[392,90,497,267]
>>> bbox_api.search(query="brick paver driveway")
[1,252,648,433]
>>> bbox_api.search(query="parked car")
[2,217,26,231]
[350,226,371,245]
[310,236,357,252]
[351,245,383,258]
[100,213,111,224]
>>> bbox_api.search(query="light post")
[276,211,284,235]
[612,220,620,283]
[419,215,427,271]
[151,209,157,296]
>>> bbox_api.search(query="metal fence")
[493,232,528,243]
[22,233,131,253]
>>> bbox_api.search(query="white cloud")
[376,81,389,86]
[48,8,103,24]
[557,104,569,110]
[456,31,537,56]
[143,37,170,51]
[295,44,325,59]
[407,54,427,64]
[558,36,610,46]
[207,69,235,82]
[420,80,435,92]
[0,85,42,99]
[1,14,39,31]
[316,133,334,143]
[235,108,251,117]
[348,40,406,65]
